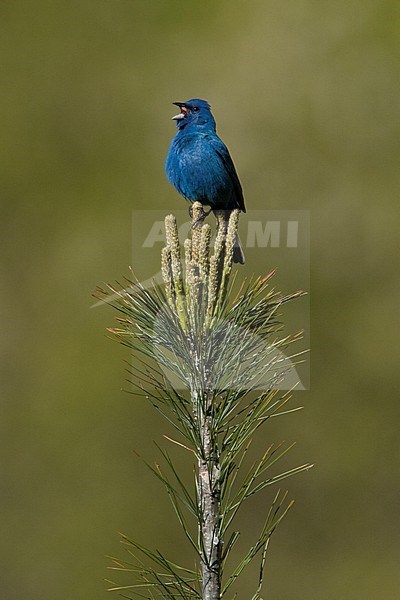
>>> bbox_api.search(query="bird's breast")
[166,133,235,206]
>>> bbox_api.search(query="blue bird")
[165,98,246,264]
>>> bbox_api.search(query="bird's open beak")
[172,101,187,121]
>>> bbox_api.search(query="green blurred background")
[1,1,399,598]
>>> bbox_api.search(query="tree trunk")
[197,399,221,600]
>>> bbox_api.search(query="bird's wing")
[208,135,246,213]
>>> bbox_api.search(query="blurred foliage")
[0,1,399,599]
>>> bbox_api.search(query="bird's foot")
[191,206,213,229]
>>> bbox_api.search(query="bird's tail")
[233,232,246,264]
[214,209,246,265]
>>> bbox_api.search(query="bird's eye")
[192,107,199,112]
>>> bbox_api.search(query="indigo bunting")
[165,99,246,264]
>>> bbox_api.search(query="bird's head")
[171,98,216,131]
